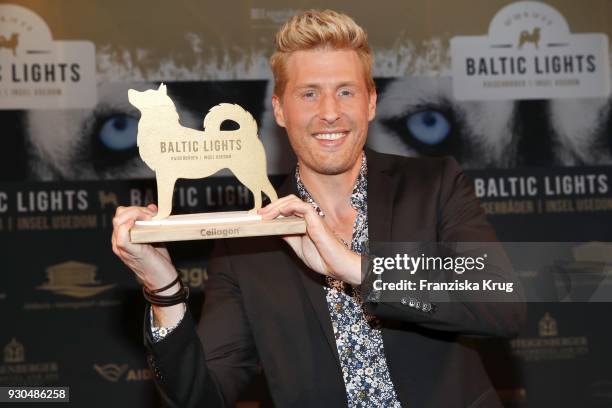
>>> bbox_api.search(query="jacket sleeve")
[143,239,259,407]
[363,156,527,338]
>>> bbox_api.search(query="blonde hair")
[270,9,375,96]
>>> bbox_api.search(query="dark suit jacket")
[144,149,526,408]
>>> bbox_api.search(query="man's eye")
[99,114,138,151]
[338,89,353,97]
[303,91,316,99]
[406,110,450,145]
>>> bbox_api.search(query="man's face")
[272,49,376,175]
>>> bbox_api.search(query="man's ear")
[271,94,286,128]
[367,88,377,122]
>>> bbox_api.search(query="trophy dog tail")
[203,103,258,138]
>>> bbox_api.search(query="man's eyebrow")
[336,81,359,88]
[294,83,322,90]
[294,81,359,90]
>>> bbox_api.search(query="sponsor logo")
[4,338,24,363]
[451,1,610,100]
[94,363,152,382]
[200,227,240,238]
[0,338,59,383]
[538,312,558,337]
[0,4,96,109]
[250,8,301,25]
[37,261,115,298]
[510,311,589,361]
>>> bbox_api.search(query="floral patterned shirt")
[296,153,402,408]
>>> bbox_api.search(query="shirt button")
[400,297,409,305]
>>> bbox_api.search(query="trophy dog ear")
[158,83,167,93]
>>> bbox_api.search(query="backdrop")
[1,1,612,407]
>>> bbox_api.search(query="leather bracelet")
[143,286,189,307]
[148,275,181,294]
[142,279,189,307]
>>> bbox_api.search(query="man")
[112,9,525,407]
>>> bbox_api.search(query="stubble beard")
[288,114,366,176]
[298,135,365,176]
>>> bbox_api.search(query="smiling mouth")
[313,131,349,140]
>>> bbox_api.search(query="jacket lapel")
[276,172,341,365]
[365,148,397,242]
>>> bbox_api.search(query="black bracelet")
[143,287,189,307]
[143,279,189,307]
[143,286,189,307]
[148,275,181,294]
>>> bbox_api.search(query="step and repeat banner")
[1,1,612,407]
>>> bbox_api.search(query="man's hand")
[111,204,184,327]
[258,195,361,285]
[111,204,178,289]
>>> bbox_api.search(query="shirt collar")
[295,152,367,217]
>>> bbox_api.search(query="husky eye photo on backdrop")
[15,77,612,181]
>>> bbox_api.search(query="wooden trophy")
[127,83,305,243]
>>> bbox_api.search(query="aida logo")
[37,261,115,298]
[93,364,129,382]
[451,1,610,100]
[0,4,96,109]
[94,364,152,382]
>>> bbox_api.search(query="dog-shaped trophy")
[127,83,305,243]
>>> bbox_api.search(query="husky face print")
[368,77,612,168]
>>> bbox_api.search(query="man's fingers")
[115,220,136,253]
[259,206,282,220]
[259,195,316,220]
[277,201,321,226]
[111,233,117,256]
[259,194,300,214]
[113,206,154,229]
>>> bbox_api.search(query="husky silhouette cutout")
[0,33,19,56]
[128,84,277,219]
[518,27,540,50]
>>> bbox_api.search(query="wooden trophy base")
[130,211,306,243]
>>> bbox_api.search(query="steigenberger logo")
[0,338,59,383]
[450,1,610,100]
[0,4,96,109]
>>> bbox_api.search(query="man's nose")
[319,94,341,123]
